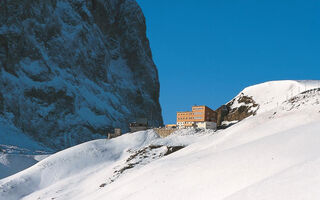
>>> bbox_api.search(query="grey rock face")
[224,94,259,121]
[216,93,259,127]
[0,0,163,150]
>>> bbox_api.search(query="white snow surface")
[1,80,320,200]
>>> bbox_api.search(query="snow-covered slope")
[0,0,162,150]
[0,117,51,179]
[1,80,320,200]
[0,129,213,200]
[220,80,320,124]
[229,80,320,114]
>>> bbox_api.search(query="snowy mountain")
[217,80,320,125]
[1,80,320,200]
[0,0,162,151]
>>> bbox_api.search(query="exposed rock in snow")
[99,144,184,188]
[217,80,320,125]
[225,94,259,122]
[282,88,320,111]
[0,0,162,150]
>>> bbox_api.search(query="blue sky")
[136,0,320,124]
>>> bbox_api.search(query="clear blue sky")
[136,0,320,124]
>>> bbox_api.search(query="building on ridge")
[176,105,217,130]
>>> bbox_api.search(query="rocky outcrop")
[99,144,184,188]
[225,94,259,121]
[0,0,162,150]
[217,93,259,127]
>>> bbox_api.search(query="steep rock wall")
[0,0,162,150]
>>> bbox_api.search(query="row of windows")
[177,121,194,125]
[177,117,194,120]
[178,113,192,115]
[178,112,203,116]
[177,116,203,120]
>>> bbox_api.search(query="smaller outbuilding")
[108,128,122,139]
[129,118,148,133]
[196,121,217,130]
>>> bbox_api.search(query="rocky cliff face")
[216,94,259,127]
[0,0,163,150]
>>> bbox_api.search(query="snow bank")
[0,130,159,200]
[225,157,320,200]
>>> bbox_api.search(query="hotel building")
[176,105,217,129]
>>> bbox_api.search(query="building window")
[193,112,203,115]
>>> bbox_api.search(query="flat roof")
[177,105,216,113]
